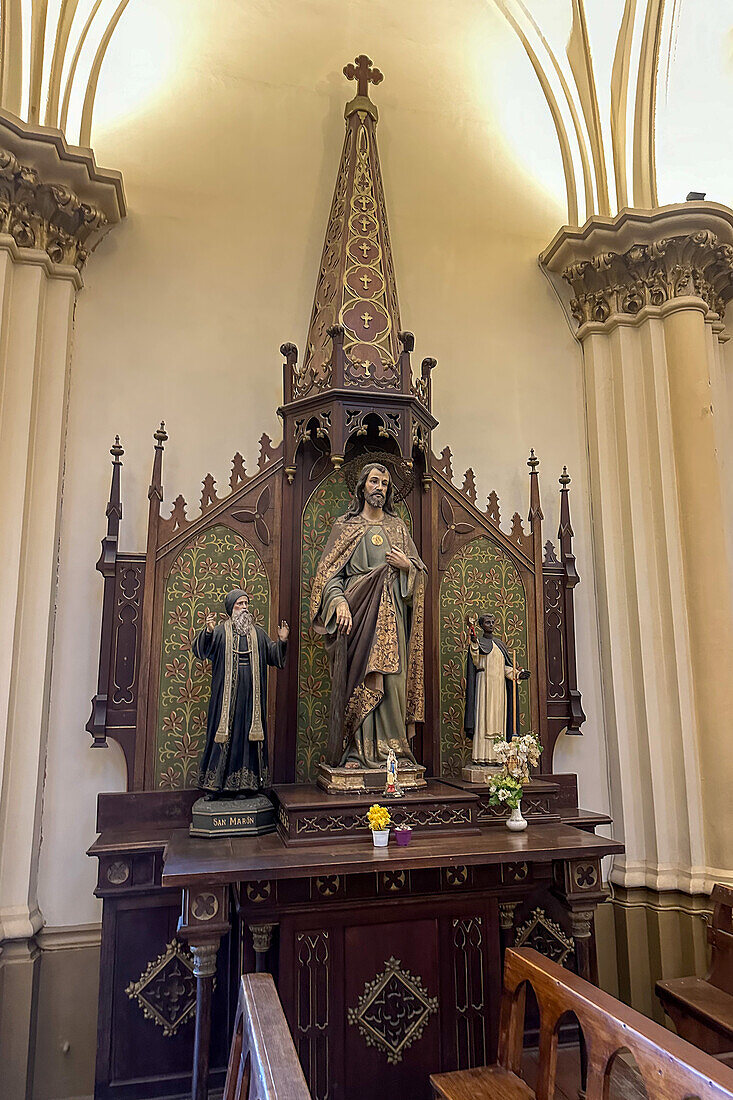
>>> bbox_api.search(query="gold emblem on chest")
[371,532,384,546]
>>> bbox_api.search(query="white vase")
[506,801,528,832]
[372,828,390,847]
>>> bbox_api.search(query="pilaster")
[0,111,124,1097]
[541,203,733,895]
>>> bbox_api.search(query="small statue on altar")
[310,461,427,791]
[463,612,529,767]
[384,748,403,797]
[193,588,288,801]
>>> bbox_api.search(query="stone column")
[0,114,124,1096]
[541,204,733,896]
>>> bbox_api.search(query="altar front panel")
[257,888,503,1100]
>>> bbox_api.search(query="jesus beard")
[232,608,254,635]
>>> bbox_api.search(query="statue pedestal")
[461,762,502,784]
[316,761,427,794]
[189,794,276,837]
[273,779,476,846]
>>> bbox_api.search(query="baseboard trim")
[36,924,102,951]
[611,858,733,895]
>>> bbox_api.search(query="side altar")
[87,57,620,1100]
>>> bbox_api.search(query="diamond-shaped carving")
[348,956,438,1064]
[125,939,196,1036]
[514,908,573,966]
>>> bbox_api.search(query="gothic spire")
[296,55,404,398]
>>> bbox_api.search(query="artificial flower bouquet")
[367,803,391,832]
[487,772,525,810]
[491,731,542,782]
[488,732,542,816]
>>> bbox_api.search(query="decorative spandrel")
[439,537,529,777]
[347,956,438,1065]
[514,907,574,967]
[155,525,269,789]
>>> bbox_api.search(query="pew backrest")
[499,948,733,1100]
[708,884,733,994]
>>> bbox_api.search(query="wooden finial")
[148,422,167,506]
[559,465,571,489]
[110,435,124,461]
[344,54,383,98]
[527,448,540,472]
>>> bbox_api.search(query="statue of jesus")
[310,462,426,777]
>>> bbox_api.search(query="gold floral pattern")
[439,538,529,777]
[155,525,270,789]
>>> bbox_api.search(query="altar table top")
[161,822,623,888]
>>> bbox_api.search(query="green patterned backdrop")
[439,537,529,777]
[297,470,411,781]
[155,524,270,789]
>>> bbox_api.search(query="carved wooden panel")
[109,558,144,722]
[344,918,440,1097]
[452,916,487,1069]
[544,574,566,699]
[96,894,232,1099]
[295,930,331,1100]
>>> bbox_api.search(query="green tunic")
[321,524,417,767]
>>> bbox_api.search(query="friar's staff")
[512,649,518,739]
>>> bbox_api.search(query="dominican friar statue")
[310,463,426,769]
[464,611,528,764]
[193,589,289,799]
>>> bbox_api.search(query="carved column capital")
[191,942,218,979]
[499,901,520,932]
[250,922,275,955]
[0,149,107,270]
[541,204,733,336]
[0,113,125,274]
[569,909,594,941]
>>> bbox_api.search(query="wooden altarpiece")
[87,57,618,1100]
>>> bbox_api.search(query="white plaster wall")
[37,0,611,927]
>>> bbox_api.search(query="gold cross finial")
[344,55,383,99]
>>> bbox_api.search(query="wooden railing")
[224,973,311,1100]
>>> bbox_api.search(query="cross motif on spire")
[343,55,384,98]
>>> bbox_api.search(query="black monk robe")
[193,623,286,793]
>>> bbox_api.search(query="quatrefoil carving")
[231,487,271,545]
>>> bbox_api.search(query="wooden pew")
[224,972,311,1100]
[431,946,733,1100]
[657,883,733,1057]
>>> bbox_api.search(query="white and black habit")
[193,589,286,793]
[464,629,528,763]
